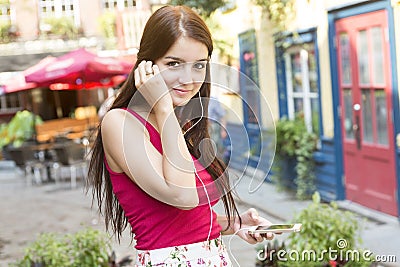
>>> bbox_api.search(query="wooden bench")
[35,118,95,143]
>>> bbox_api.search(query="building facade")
[224,0,400,218]
[0,0,149,122]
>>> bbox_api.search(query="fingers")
[153,64,160,75]
[251,232,264,243]
[245,231,274,245]
[261,232,275,240]
[245,233,259,245]
[249,208,259,221]
[145,61,153,75]
[134,66,140,88]
[139,61,147,81]
[134,60,155,88]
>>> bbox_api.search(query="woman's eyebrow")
[164,56,209,62]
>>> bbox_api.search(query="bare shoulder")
[101,109,149,173]
[102,109,143,132]
[101,108,126,129]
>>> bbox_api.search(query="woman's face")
[155,36,209,106]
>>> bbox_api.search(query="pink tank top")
[104,108,222,250]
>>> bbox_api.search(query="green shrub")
[0,22,14,43]
[273,116,317,199]
[256,193,375,267]
[42,16,79,39]
[97,11,117,49]
[98,11,116,39]
[12,228,111,267]
[0,110,43,149]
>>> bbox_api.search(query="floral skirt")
[135,236,232,267]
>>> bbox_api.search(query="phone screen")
[256,224,295,231]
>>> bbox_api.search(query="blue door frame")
[328,0,400,217]
[238,29,263,169]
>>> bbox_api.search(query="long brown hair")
[87,5,240,242]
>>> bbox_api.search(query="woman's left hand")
[234,208,274,244]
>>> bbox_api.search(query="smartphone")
[248,223,302,234]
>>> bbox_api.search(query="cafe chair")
[52,142,88,188]
[6,145,47,185]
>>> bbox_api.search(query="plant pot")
[274,155,297,190]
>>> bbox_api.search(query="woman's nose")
[178,65,193,85]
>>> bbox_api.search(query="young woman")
[88,5,273,266]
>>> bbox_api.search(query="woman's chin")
[173,100,190,107]
[172,97,192,107]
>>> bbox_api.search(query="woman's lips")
[173,88,191,96]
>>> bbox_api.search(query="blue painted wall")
[313,137,339,201]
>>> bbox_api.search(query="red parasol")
[0,76,37,94]
[49,75,127,90]
[25,48,134,88]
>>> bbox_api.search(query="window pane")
[361,90,373,143]
[293,97,303,115]
[339,33,352,84]
[343,89,353,139]
[357,30,370,85]
[308,49,318,93]
[375,89,388,145]
[291,53,303,92]
[310,98,320,134]
[371,27,384,84]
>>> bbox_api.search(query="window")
[38,0,80,28]
[0,1,15,24]
[101,0,136,10]
[284,44,320,133]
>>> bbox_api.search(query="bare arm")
[217,214,236,235]
[102,109,198,209]
[102,61,199,209]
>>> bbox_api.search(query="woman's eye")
[167,61,180,68]
[193,62,206,70]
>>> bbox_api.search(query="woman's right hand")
[134,60,173,112]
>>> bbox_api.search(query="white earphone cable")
[194,170,213,242]
[189,92,213,241]
[181,93,255,266]
[227,227,253,267]
[183,92,204,136]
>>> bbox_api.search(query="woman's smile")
[172,87,192,96]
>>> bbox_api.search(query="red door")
[336,10,398,216]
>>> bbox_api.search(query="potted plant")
[255,193,376,267]
[272,115,318,199]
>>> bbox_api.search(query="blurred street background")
[1,0,400,266]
